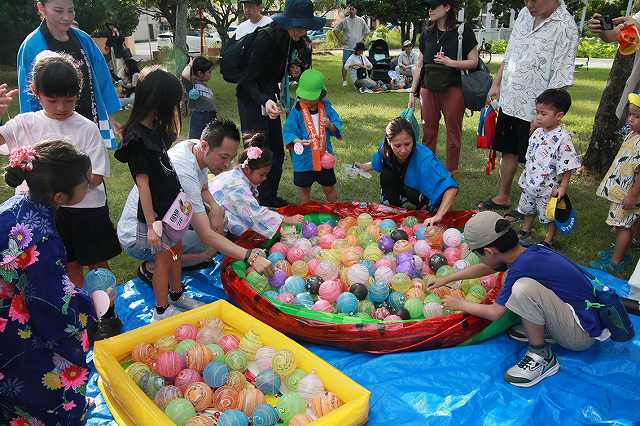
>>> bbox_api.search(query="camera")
[600,14,614,31]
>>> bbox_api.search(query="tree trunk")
[174,0,188,74]
[583,52,635,175]
[400,22,408,42]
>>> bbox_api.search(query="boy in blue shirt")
[283,68,342,204]
[429,211,608,387]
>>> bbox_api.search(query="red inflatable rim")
[221,202,502,354]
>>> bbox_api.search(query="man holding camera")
[588,12,640,120]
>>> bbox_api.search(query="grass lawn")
[0,56,633,283]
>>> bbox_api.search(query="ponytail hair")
[239,132,273,170]
[4,140,91,205]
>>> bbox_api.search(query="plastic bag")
[399,107,421,142]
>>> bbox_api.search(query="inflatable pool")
[222,202,517,354]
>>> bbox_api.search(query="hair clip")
[242,147,263,168]
[9,146,37,172]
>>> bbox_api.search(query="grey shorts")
[125,229,207,262]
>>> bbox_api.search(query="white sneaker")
[503,350,559,387]
[342,80,348,87]
[151,305,182,322]
[170,294,204,311]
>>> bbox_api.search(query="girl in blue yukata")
[209,132,304,239]
[0,140,116,425]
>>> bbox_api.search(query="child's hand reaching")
[283,214,305,225]
[0,84,18,116]
[623,192,639,210]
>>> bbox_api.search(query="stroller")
[368,38,391,83]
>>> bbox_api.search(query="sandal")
[517,230,535,246]
[477,198,511,211]
[540,241,554,249]
[137,262,153,286]
[504,210,524,224]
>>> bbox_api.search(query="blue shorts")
[342,49,353,64]
[123,230,207,262]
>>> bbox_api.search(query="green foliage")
[0,1,40,66]
[577,37,618,59]
[75,0,141,36]
[489,39,507,54]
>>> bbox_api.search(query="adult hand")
[408,93,416,108]
[209,202,226,234]
[147,225,162,250]
[427,276,449,290]
[252,256,273,275]
[486,84,500,105]
[623,192,639,210]
[264,99,280,120]
[283,214,305,225]
[612,16,640,30]
[587,13,604,33]
[433,55,454,67]
[443,295,466,311]
[0,84,18,116]
[109,116,123,139]
[424,214,443,228]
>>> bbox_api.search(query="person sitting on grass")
[356,117,458,227]
[283,68,342,204]
[209,132,304,239]
[512,88,580,248]
[344,42,385,93]
[590,92,640,273]
[429,211,610,388]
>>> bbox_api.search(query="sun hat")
[402,40,413,48]
[629,92,640,108]
[296,68,326,100]
[272,0,326,31]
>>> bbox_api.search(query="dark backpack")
[220,27,268,84]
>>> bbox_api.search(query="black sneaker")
[88,314,122,342]
[504,350,559,387]
[507,324,556,345]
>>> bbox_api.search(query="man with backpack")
[226,0,325,208]
[234,0,272,40]
[428,211,627,388]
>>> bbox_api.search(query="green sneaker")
[504,350,559,387]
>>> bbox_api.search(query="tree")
[76,0,141,37]
[0,0,40,66]
[583,53,635,174]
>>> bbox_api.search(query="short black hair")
[535,88,571,114]
[192,56,214,76]
[474,219,519,255]
[31,52,82,98]
[200,118,241,149]
[354,42,366,53]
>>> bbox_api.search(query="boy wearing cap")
[396,40,419,82]
[234,0,273,40]
[429,211,609,388]
[283,68,342,203]
[591,93,640,273]
[515,88,580,247]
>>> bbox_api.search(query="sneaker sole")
[507,333,556,345]
[506,360,560,388]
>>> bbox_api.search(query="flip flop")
[504,210,524,224]
[477,198,511,211]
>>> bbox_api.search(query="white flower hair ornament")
[242,147,263,168]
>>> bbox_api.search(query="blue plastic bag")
[399,107,421,142]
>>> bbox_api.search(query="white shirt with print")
[500,5,579,122]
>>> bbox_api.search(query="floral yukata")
[516,126,581,223]
[0,195,95,425]
[208,168,284,239]
[596,131,640,228]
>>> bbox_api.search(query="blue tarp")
[85,259,640,425]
